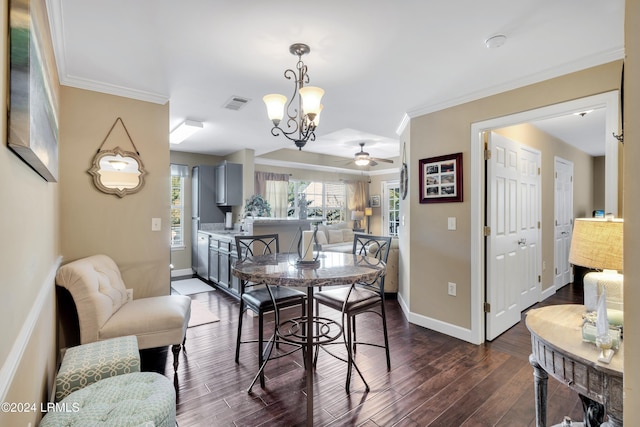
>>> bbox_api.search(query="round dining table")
[232,251,386,427]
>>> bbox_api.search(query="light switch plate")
[151,218,161,231]
[448,217,456,230]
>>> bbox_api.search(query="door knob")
[517,238,527,245]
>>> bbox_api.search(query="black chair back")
[352,234,391,290]
[235,234,279,260]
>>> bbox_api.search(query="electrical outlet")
[448,282,457,296]
[542,261,546,271]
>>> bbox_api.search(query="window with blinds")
[170,164,188,248]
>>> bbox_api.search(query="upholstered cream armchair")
[56,254,191,373]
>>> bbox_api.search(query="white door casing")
[554,157,574,288]
[486,132,541,341]
[469,91,619,345]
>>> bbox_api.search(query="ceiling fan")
[353,142,394,166]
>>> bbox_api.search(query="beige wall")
[59,87,170,299]
[0,0,59,425]
[624,0,639,422]
[406,61,622,330]
[592,156,606,211]
[494,123,595,291]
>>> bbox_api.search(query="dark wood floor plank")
[139,280,584,426]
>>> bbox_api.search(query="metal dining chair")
[234,234,306,388]
[314,234,392,391]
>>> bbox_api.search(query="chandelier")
[263,43,324,150]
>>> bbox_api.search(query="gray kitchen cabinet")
[208,239,219,283]
[215,161,243,206]
[217,241,231,289]
[203,235,240,297]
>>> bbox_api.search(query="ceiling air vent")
[223,96,250,111]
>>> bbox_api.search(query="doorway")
[382,180,400,237]
[468,90,620,345]
[554,157,574,288]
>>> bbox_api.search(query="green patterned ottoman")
[41,372,176,427]
[55,335,140,402]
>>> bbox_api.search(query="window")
[288,180,346,224]
[170,164,188,248]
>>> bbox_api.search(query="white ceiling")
[47,0,624,168]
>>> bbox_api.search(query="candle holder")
[296,223,320,267]
[596,332,614,364]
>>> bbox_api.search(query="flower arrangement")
[243,194,272,217]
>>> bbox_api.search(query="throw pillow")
[342,229,355,243]
[328,229,344,244]
[315,231,328,245]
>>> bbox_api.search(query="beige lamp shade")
[263,94,287,123]
[568,218,623,271]
[299,86,324,118]
[351,210,365,221]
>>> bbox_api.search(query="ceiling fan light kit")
[263,43,324,150]
[353,142,394,167]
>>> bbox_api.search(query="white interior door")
[554,157,574,287]
[486,132,541,340]
[518,146,542,310]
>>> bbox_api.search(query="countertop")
[197,229,247,243]
[245,217,324,226]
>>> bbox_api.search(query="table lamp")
[364,207,373,234]
[568,218,623,315]
[351,210,364,230]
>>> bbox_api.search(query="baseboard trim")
[0,256,62,402]
[541,284,557,301]
[171,268,194,278]
[397,291,475,344]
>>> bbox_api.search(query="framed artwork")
[8,0,60,182]
[370,194,381,208]
[419,152,463,203]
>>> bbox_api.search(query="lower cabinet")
[207,237,239,298]
[208,240,219,283]
[218,242,231,289]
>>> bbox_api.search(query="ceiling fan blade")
[370,157,394,164]
[369,160,378,167]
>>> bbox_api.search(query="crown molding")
[45,0,169,105]
[396,47,624,135]
[255,157,397,177]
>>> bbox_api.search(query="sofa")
[315,222,399,294]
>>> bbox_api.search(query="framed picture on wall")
[419,152,463,203]
[370,194,381,208]
[8,0,60,182]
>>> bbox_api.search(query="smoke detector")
[485,34,507,49]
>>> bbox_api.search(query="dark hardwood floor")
[142,281,585,426]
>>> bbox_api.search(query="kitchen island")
[243,218,323,253]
